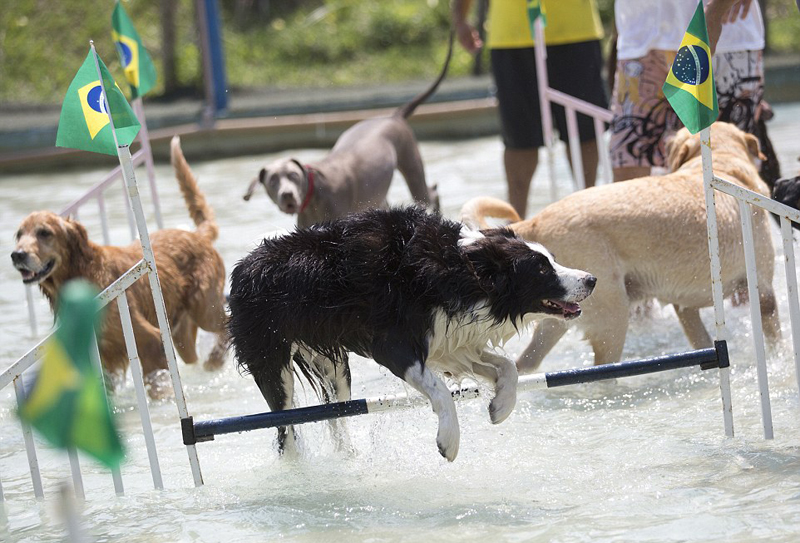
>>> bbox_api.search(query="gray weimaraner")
[243,34,453,227]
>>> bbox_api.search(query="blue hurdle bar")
[182,340,729,446]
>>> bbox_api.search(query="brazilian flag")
[112,1,157,98]
[55,49,141,156]
[19,280,124,469]
[526,0,547,35]
[662,0,719,134]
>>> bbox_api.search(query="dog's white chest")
[425,306,521,379]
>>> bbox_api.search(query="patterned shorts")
[609,49,764,169]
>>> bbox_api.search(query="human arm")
[451,0,483,54]
[705,0,753,55]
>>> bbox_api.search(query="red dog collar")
[300,166,315,213]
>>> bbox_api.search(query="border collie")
[227,206,596,461]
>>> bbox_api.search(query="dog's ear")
[745,133,766,162]
[243,168,267,201]
[64,218,92,262]
[289,159,307,182]
[665,130,694,172]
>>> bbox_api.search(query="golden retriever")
[11,136,228,396]
[461,122,780,371]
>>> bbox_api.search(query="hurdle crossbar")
[182,341,729,446]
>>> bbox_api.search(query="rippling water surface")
[2,104,800,542]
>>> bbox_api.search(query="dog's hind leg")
[373,335,459,461]
[190,278,230,371]
[203,329,229,372]
[760,288,781,347]
[395,131,433,209]
[517,318,569,373]
[252,353,298,456]
[674,305,712,349]
[474,351,518,424]
[304,349,353,452]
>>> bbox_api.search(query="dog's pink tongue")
[554,300,581,319]
[20,270,33,281]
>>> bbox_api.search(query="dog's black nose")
[10,250,26,265]
[585,275,597,289]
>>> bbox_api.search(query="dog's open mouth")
[17,259,55,284]
[542,299,582,320]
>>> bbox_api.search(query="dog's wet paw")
[436,420,460,462]
[202,348,227,372]
[144,369,175,400]
[489,389,516,424]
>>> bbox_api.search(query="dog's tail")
[460,196,521,229]
[394,31,454,119]
[170,135,219,242]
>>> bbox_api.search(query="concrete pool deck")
[0,75,500,173]
[0,53,798,173]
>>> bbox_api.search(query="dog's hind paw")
[201,332,230,372]
[144,369,175,400]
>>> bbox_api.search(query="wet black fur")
[227,206,567,443]
[773,176,800,231]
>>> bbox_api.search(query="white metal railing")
[533,18,614,201]
[2,140,202,502]
[23,98,163,338]
[3,259,157,500]
[705,168,800,439]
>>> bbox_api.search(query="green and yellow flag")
[527,0,547,34]
[112,1,157,98]
[662,0,719,134]
[19,280,124,469]
[55,49,141,156]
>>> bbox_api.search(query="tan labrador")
[461,122,780,371]
[243,36,453,228]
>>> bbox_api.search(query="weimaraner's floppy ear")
[243,168,267,201]
[289,159,307,182]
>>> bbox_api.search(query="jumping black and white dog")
[227,206,596,461]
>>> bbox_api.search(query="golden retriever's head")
[11,211,90,288]
[665,121,765,173]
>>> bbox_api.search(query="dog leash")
[300,165,315,213]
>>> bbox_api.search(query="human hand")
[720,0,753,23]
[705,0,752,55]
[455,20,483,54]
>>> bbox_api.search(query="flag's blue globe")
[115,41,133,68]
[671,45,710,85]
[87,85,108,115]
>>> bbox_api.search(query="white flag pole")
[89,41,205,486]
[532,16,558,202]
[700,125,734,437]
[686,6,735,436]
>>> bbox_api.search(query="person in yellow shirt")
[452,0,608,217]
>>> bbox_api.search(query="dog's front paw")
[436,419,460,462]
[489,386,516,424]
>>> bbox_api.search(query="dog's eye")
[36,228,52,239]
[288,172,300,182]
[268,175,279,188]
